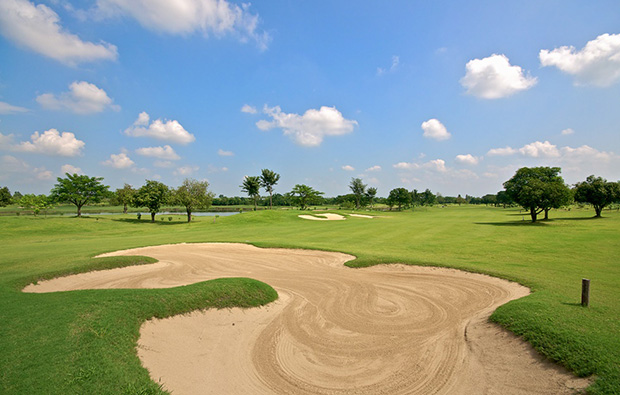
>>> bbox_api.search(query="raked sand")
[24,243,589,394]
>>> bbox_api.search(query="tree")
[349,178,367,209]
[11,191,23,204]
[132,180,170,222]
[240,176,261,211]
[114,184,135,214]
[0,186,11,207]
[456,194,467,206]
[19,194,53,216]
[421,189,436,206]
[496,190,513,208]
[387,188,411,211]
[174,178,214,222]
[289,184,324,210]
[260,169,280,209]
[365,187,377,208]
[503,166,572,222]
[49,173,110,217]
[574,175,620,217]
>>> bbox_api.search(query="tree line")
[1,167,618,222]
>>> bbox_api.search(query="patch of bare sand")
[348,214,374,218]
[299,213,346,221]
[24,243,589,394]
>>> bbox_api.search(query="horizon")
[1,1,619,198]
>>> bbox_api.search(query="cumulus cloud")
[61,164,82,175]
[461,54,537,99]
[519,141,560,158]
[366,165,381,172]
[241,104,257,114]
[102,152,134,169]
[35,167,53,180]
[0,155,51,182]
[421,118,451,141]
[540,33,620,87]
[561,128,575,135]
[217,148,234,156]
[0,0,117,65]
[487,146,518,156]
[37,81,120,114]
[174,165,199,176]
[95,0,270,50]
[256,105,357,147]
[135,145,180,160]
[341,165,355,171]
[0,133,15,147]
[0,101,29,114]
[13,129,85,156]
[125,112,195,144]
[455,154,481,165]
[487,140,615,163]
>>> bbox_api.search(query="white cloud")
[421,118,451,141]
[0,101,29,114]
[0,0,117,65]
[174,165,199,176]
[217,148,234,156]
[561,145,613,163]
[377,55,400,75]
[135,145,180,160]
[342,165,355,171]
[455,154,481,165]
[561,128,575,135]
[153,160,174,168]
[487,146,518,156]
[366,165,381,172]
[96,0,270,50]
[393,162,420,170]
[257,105,357,147]
[13,129,85,156]
[241,104,257,114]
[125,112,195,144]
[102,152,134,169]
[540,33,620,87]
[426,159,448,172]
[0,133,15,147]
[37,81,119,114]
[61,164,82,175]
[34,167,53,180]
[0,155,51,182]
[519,141,560,158]
[461,54,537,99]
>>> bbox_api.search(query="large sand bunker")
[25,243,588,394]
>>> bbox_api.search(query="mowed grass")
[1,206,619,394]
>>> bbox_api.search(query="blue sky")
[1,0,619,198]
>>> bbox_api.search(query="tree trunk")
[530,207,537,222]
[544,208,549,220]
[254,197,257,211]
[123,203,128,214]
[77,205,82,217]
[151,212,156,222]
[595,206,602,217]
[187,209,192,223]
[269,192,273,209]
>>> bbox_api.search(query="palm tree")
[349,177,367,209]
[260,169,280,209]
[240,176,261,210]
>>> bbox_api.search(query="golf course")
[1,206,619,394]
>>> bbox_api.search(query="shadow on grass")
[475,221,548,227]
[111,218,189,226]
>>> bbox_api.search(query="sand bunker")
[348,214,374,218]
[298,213,346,221]
[25,243,588,394]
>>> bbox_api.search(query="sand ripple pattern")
[24,243,588,394]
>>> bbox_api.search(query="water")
[89,211,240,217]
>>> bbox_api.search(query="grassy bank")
[1,206,619,393]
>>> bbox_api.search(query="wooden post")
[581,278,590,307]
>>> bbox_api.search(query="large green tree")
[132,180,170,222]
[260,169,280,209]
[503,166,572,222]
[574,175,620,217]
[174,178,214,222]
[365,187,377,208]
[241,176,261,211]
[349,178,367,209]
[289,184,324,210]
[387,188,411,211]
[0,186,11,207]
[49,173,110,217]
[114,184,135,214]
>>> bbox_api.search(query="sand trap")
[298,213,346,221]
[24,243,588,394]
[348,214,374,218]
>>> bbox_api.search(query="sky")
[1,0,619,198]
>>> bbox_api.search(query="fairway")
[1,206,619,394]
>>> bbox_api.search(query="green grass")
[1,206,619,393]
